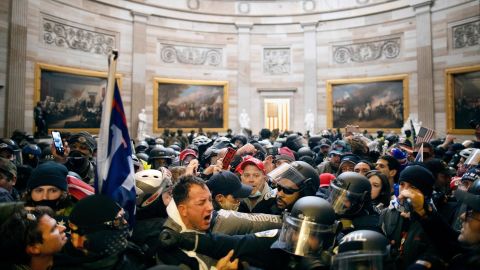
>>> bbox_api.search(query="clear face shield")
[328,181,364,215]
[268,163,305,186]
[464,149,480,167]
[274,212,336,257]
[332,251,384,270]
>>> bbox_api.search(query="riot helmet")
[269,161,319,198]
[135,141,149,153]
[328,172,372,217]
[149,146,173,168]
[271,196,338,258]
[297,147,315,159]
[332,230,389,270]
[168,144,182,153]
[136,152,149,163]
[308,135,323,149]
[22,144,42,168]
[0,138,22,165]
[286,134,304,152]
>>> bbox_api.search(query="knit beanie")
[398,165,435,197]
[69,194,121,228]
[27,161,68,191]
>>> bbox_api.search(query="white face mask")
[220,200,240,211]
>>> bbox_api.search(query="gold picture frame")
[34,63,121,134]
[326,74,409,132]
[153,78,229,133]
[446,65,480,135]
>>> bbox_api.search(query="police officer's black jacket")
[380,208,441,270]
[186,229,329,270]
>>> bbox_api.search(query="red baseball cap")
[275,147,295,162]
[237,156,266,174]
[179,149,198,161]
[319,173,336,188]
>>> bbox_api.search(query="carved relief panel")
[160,43,223,66]
[332,37,400,64]
[42,16,116,56]
[263,48,291,75]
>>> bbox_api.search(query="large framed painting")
[153,78,228,132]
[446,65,480,135]
[326,74,409,131]
[34,63,121,133]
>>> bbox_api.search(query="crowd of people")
[0,120,479,270]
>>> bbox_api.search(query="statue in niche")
[34,101,48,137]
[137,108,147,141]
[304,109,315,133]
[239,109,251,130]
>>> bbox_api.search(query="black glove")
[158,228,197,251]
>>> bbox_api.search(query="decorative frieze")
[452,20,479,49]
[42,17,116,55]
[263,48,291,75]
[333,37,400,64]
[160,44,222,66]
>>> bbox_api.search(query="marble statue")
[304,109,314,132]
[137,108,147,141]
[239,109,250,130]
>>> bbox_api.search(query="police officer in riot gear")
[158,196,339,270]
[332,230,391,270]
[0,138,22,166]
[268,161,320,214]
[328,172,381,234]
[285,134,305,152]
[148,146,174,169]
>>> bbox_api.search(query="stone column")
[131,11,148,141]
[411,0,435,129]
[301,21,318,134]
[5,0,27,136]
[235,23,253,132]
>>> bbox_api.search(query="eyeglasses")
[465,210,480,222]
[277,184,302,195]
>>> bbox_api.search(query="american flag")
[415,126,435,144]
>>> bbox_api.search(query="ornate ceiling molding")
[42,16,117,56]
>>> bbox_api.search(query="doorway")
[264,98,290,131]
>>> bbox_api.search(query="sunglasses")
[277,184,302,195]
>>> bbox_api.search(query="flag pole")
[104,50,118,134]
[97,50,118,193]
[410,119,416,144]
